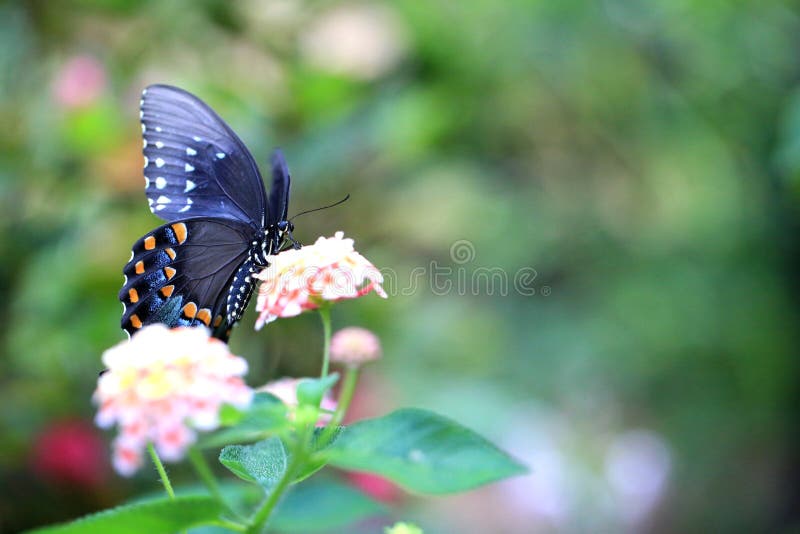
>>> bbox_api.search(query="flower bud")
[330,327,382,367]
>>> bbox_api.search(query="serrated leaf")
[219,437,288,489]
[296,373,339,407]
[199,393,289,449]
[271,475,384,532]
[323,408,527,494]
[25,496,222,534]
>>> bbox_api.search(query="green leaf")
[199,393,289,449]
[25,496,222,534]
[271,475,384,532]
[323,408,527,494]
[296,373,339,407]
[293,426,344,483]
[219,437,288,489]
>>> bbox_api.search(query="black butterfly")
[119,84,298,341]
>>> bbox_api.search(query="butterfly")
[119,84,298,341]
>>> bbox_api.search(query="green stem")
[210,519,248,532]
[147,443,175,499]
[318,366,360,447]
[188,447,225,506]
[318,306,332,378]
[247,427,311,534]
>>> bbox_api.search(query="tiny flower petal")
[93,325,253,476]
[254,232,386,328]
[330,327,382,366]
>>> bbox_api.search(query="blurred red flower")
[346,471,404,503]
[31,419,108,488]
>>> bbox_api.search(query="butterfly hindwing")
[140,84,267,225]
[120,217,256,340]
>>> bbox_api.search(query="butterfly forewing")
[140,84,267,225]
[268,149,291,226]
[120,218,255,340]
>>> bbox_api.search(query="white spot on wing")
[143,156,149,168]
[155,204,166,211]
[178,198,193,213]
[156,195,171,204]
[155,126,162,132]
[142,124,146,133]
[216,153,226,159]
[155,177,167,189]
[186,147,197,156]
[193,136,202,142]
[143,139,147,148]
[185,163,195,172]
[184,180,196,192]
[144,177,150,188]
[155,158,165,168]
[155,141,164,149]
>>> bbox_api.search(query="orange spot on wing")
[196,308,212,326]
[182,302,198,319]
[213,315,223,327]
[130,314,142,329]
[164,266,176,280]
[165,247,176,260]
[128,288,139,303]
[135,261,145,274]
[160,285,175,297]
[144,236,156,250]
[171,223,188,244]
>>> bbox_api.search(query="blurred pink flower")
[254,231,387,328]
[346,471,404,503]
[258,377,337,426]
[31,419,108,488]
[52,55,106,109]
[330,327,382,366]
[94,325,253,476]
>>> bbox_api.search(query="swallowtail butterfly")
[119,84,296,341]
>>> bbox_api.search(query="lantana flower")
[254,231,387,328]
[94,325,253,476]
[258,377,337,426]
[330,327,382,366]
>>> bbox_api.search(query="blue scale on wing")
[119,218,255,340]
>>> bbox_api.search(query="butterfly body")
[119,85,295,341]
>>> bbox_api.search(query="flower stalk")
[188,447,226,509]
[147,443,175,499]
[247,425,313,534]
[319,306,332,378]
[318,365,359,448]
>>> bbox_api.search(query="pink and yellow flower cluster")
[254,231,387,328]
[94,325,253,475]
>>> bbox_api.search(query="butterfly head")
[276,219,301,251]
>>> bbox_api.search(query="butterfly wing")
[268,149,291,226]
[119,217,256,340]
[140,84,267,225]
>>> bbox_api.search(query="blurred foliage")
[2,0,800,532]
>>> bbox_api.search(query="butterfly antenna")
[289,194,350,222]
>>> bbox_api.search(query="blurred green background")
[2,0,800,532]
